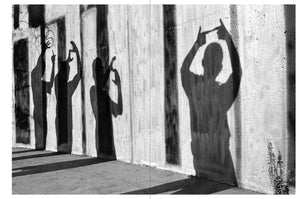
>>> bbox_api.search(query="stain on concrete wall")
[163,5,180,166]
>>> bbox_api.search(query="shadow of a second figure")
[54,41,81,153]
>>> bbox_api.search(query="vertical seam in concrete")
[174,5,181,166]
[149,1,152,188]
[284,5,295,184]
[127,5,134,164]
[40,6,46,148]
[79,5,86,155]
[230,4,242,184]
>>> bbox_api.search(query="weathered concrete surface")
[235,5,288,193]
[12,5,294,194]
[82,7,97,157]
[12,147,259,194]
[176,5,291,193]
[126,5,166,167]
[107,5,133,163]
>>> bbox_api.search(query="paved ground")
[12,147,260,194]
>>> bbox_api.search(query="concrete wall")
[236,5,289,192]
[82,7,98,157]
[12,5,294,193]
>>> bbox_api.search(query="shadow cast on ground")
[123,178,233,194]
[12,152,63,161]
[12,157,113,177]
[12,149,37,154]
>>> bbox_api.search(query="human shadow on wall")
[90,56,123,159]
[31,41,55,150]
[54,41,81,153]
[181,19,242,186]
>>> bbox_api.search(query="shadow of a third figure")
[90,56,123,159]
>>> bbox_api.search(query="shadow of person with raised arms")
[31,40,55,150]
[90,56,123,159]
[181,19,242,185]
[54,41,81,153]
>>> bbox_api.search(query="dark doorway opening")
[14,39,30,144]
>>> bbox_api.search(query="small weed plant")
[267,142,289,194]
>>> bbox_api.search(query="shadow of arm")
[90,86,97,118]
[222,37,242,109]
[181,42,201,96]
[44,57,55,94]
[68,42,82,95]
[110,69,123,117]
[103,56,116,86]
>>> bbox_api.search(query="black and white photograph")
[7,1,296,195]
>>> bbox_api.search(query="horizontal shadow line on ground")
[12,149,37,154]
[12,158,114,177]
[12,152,64,161]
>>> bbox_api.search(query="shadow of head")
[92,57,106,87]
[202,42,223,79]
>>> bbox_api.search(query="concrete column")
[107,5,132,162]
[237,5,287,193]
[82,7,97,157]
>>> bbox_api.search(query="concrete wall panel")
[148,5,165,167]
[237,5,287,193]
[45,23,58,151]
[82,8,98,157]
[107,5,132,163]
[128,5,152,165]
